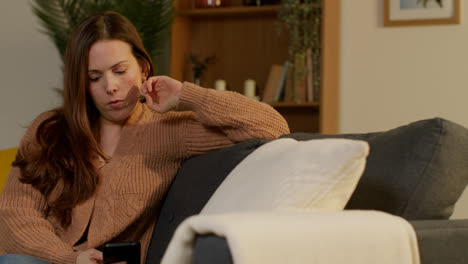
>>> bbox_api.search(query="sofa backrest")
[145,139,270,264]
[283,117,468,221]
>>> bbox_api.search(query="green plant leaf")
[31,0,176,73]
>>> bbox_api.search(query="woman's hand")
[141,76,183,113]
[76,248,103,264]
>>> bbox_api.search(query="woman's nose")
[105,76,119,94]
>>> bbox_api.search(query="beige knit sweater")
[0,82,290,264]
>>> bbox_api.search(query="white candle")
[244,79,256,98]
[215,79,226,91]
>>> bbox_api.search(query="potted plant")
[277,0,321,103]
[31,0,176,76]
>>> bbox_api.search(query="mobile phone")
[103,241,140,264]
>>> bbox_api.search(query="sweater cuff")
[63,251,81,264]
[176,82,209,112]
[48,250,80,264]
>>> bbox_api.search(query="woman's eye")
[115,70,126,75]
[89,76,100,82]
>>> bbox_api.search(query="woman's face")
[87,39,146,125]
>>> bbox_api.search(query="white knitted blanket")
[162,210,420,264]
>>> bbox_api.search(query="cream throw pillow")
[201,138,369,214]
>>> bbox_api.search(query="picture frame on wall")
[384,0,460,27]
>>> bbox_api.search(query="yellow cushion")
[0,147,17,193]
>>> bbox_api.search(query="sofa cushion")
[282,117,468,220]
[201,138,369,214]
[145,138,270,264]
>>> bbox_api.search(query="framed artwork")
[384,0,460,26]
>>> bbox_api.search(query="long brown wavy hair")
[13,11,154,227]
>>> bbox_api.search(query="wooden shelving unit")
[170,0,340,133]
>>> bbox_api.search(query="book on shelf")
[313,50,321,102]
[306,48,314,102]
[273,61,288,103]
[262,64,284,104]
[284,53,307,103]
[294,52,307,103]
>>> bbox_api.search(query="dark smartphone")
[103,241,140,264]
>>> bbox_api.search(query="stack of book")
[262,48,320,104]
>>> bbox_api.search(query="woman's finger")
[140,80,149,95]
[144,93,154,106]
[147,76,159,93]
[144,93,162,112]
[90,249,103,261]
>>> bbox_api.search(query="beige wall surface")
[0,1,62,149]
[340,0,468,219]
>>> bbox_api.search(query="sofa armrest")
[191,219,468,264]
[193,235,232,264]
[0,147,17,193]
[412,219,468,264]
[163,211,419,264]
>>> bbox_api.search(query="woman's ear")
[140,61,149,82]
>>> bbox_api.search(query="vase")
[194,77,201,86]
[194,0,229,8]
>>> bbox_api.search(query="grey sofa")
[146,117,468,264]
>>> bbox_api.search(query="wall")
[0,1,62,149]
[340,0,468,218]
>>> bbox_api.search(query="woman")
[0,11,289,264]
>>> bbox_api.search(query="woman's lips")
[109,100,124,109]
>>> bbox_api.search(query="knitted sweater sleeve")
[0,113,80,264]
[176,82,290,156]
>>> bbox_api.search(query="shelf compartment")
[273,105,320,133]
[270,102,320,108]
[178,5,280,17]
[180,14,289,95]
